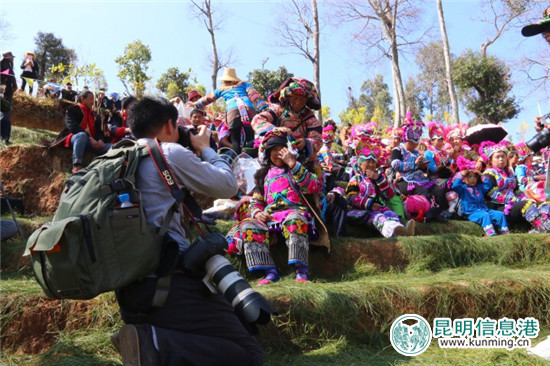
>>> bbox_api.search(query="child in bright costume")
[446,123,481,172]
[390,115,449,221]
[345,138,415,238]
[194,68,267,155]
[233,130,321,285]
[452,157,509,236]
[480,141,550,233]
[514,142,547,202]
[251,77,322,162]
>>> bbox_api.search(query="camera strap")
[146,138,213,308]
[146,138,207,237]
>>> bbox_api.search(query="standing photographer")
[115,97,263,365]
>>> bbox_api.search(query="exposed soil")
[11,93,65,132]
[0,145,70,217]
[1,296,92,354]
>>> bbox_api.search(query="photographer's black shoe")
[118,324,160,366]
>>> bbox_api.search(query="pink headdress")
[402,111,425,143]
[355,137,383,162]
[351,122,377,141]
[515,142,532,161]
[446,123,468,140]
[322,124,335,143]
[427,121,446,140]
[457,155,478,172]
[479,141,509,163]
[387,126,404,138]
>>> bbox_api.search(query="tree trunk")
[436,0,459,124]
[311,0,322,123]
[205,0,219,91]
[390,40,405,127]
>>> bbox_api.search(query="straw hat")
[219,68,241,82]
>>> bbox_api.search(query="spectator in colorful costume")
[480,141,550,233]
[194,68,266,155]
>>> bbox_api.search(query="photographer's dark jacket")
[0,58,17,101]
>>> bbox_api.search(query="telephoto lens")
[203,255,277,326]
[526,128,550,154]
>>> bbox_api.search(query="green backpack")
[24,139,171,300]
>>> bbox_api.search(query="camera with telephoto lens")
[526,127,550,154]
[180,232,277,327]
[527,113,550,154]
[177,125,198,151]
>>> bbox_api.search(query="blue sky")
[2,0,549,142]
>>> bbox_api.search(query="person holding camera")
[114,96,263,366]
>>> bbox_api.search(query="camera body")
[177,125,198,151]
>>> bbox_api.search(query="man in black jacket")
[64,91,111,173]
[1,51,17,145]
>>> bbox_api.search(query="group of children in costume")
[192,70,548,286]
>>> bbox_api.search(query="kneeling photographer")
[115,96,264,366]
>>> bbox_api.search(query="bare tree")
[272,0,322,122]
[190,0,233,91]
[436,0,459,124]
[477,0,536,57]
[334,0,427,127]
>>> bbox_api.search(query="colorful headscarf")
[351,122,377,141]
[427,121,446,140]
[457,155,478,172]
[387,126,404,138]
[322,124,335,144]
[446,123,468,140]
[258,129,297,165]
[269,77,321,110]
[355,138,381,161]
[402,111,424,143]
[515,142,532,161]
[479,141,509,163]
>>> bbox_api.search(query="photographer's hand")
[190,125,211,153]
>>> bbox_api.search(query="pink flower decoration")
[497,180,504,188]
[286,224,298,232]
[252,233,266,242]
[497,196,506,203]
[271,177,290,192]
[306,180,319,193]
[287,190,301,204]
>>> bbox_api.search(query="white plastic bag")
[232,153,260,195]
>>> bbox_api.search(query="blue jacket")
[451,175,490,215]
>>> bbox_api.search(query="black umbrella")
[464,124,508,146]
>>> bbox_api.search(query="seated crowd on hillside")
[6,65,550,284]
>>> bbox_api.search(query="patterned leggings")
[241,212,310,272]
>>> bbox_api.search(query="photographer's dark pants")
[117,273,263,366]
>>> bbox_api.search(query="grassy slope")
[2,123,550,365]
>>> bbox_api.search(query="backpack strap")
[145,138,209,308]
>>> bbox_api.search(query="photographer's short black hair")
[128,96,178,138]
